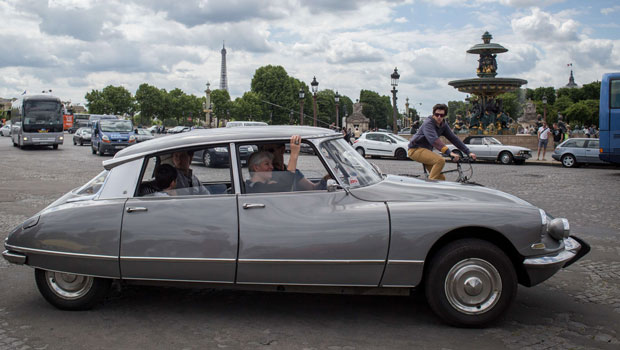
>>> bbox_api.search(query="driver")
[408,103,477,180]
[246,135,302,193]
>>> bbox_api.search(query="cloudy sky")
[1,0,619,116]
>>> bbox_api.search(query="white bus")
[10,94,64,149]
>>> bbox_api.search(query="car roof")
[103,125,339,170]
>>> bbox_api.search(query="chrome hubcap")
[563,157,574,166]
[445,258,502,315]
[45,271,93,300]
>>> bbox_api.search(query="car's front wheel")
[424,238,517,327]
[34,269,111,310]
[499,151,513,165]
[203,151,213,167]
[561,154,577,168]
[395,148,407,160]
[356,147,365,157]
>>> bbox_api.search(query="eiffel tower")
[219,42,228,91]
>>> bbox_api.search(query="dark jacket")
[408,117,470,155]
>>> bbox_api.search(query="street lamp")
[390,67,400,133]
[334,91,340,129]
[542,94,548,121]
[205,82,212,128]
[299,88,305,125]
[311,76,319,127]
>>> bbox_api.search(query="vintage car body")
[447,136,532,165]
[3,126,588,327]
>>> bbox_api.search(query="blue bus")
[10,94,64,149]
[599,73,620,164]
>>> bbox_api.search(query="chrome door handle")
[126,207,148,213]
[243,203,265,209]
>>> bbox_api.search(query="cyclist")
[408,103,477,180]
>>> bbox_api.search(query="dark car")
[193,144,256,167]
[72,127,92,146]
[552,138,604,168]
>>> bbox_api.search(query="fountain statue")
[449,32,527,135]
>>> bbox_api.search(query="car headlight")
[59,136,64,140]
[102,134,110,142]
[547,218,570,240]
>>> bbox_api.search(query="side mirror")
[326,179,339,192]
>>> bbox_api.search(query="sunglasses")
[434,112,446,118]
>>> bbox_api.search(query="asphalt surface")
[0,134,619,350]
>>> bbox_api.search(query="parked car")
[193,144,256,167]
[353,131,409,160]
[168,126,191,134]
[226,121,268,127]
[552,138,605,168]
[134,128,155,143]
[2,126,588,327]
[147,125,159,134]
[72,127,92,146]
[447,136,532,165]
[0,124,11,136]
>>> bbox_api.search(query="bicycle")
[402,156,482,185]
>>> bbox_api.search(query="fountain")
[449,32,527,134]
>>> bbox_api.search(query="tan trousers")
[408,148,446,180]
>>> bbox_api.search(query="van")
[225,121,268,127]
[91,118,136,156]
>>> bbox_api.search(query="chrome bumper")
[2,250,27,265]
[522,236,590,287]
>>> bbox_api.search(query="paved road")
[1,136,619,349]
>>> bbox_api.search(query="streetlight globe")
[299,88,305,100]
[391,67,400,87]
[542,94,547,105]
[335,91,340,103]
[311,76,319,94]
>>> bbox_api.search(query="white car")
[353,132,410,160]
[447,136,532,165]
[0,124,10,136]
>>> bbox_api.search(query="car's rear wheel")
[356,147,365,157]
[425,239,517,327]
[499,151,513,165]
[561,154,577,168]
[203,151,213,167]
[395,148,407,160]
[34,269,111,310]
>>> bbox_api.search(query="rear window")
[564,140,586,148]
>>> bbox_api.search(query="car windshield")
[74,170,109,196]
[319,138,382,188]
[487,137,502,145]
[390,134,409,142]
[100,120,133,132]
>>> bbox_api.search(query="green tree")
[211,89,232,126]
[84,89,108,114]
[526,87,556,105]
[251,65,299,125]
[135,83,164,125]
[554,95,573,117]
[360,90,391,129]
[565,99,599,126]
[557,87,586,103]
[85,85,134,116]
[496,92,522,121]
[447,100,467,125]
[581,81,601,100]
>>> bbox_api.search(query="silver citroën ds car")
[3,126,588,327]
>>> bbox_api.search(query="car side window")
[366,134,377,141]
[136,145,234,197]
[573,140,587,148]
[587,140,599,149]
[471,138,482,145]
[240,141,331,194]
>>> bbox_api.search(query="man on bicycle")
[408,103,477,180]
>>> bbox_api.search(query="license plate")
[115,146,126,149]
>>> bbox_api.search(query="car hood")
[350,174,533,207]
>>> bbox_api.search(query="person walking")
[537,122,552,160]
[551,122,564,148]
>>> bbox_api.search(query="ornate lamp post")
[391,67,400,133]
[334,91,340,129]
[205,82,212,128]
[311,76,319,127]
[542,94,548,122]
[298,88,305,125]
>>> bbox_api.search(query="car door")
[466,138,486,158]
[569,139,587,162]
[119,148,238,283]
[236,142,390,286]
[376,133,395,155]
[362,133,380,156]
[585,139,601,163]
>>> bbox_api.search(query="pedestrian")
[354,127,361,140]
[551,122,564,148]
[342,127,351,144]
[537,121,552,160]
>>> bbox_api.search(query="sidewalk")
[525,158,558,166]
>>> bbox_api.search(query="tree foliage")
[359,90,392,129]
[85,85,134,115]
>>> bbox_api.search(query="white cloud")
[601,6,620,15]
[395,17,408,23]
[511,8,579,42]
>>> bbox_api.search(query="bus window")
[611,80,620,109]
